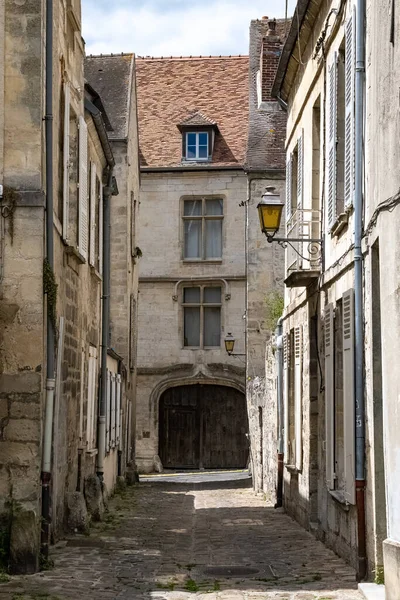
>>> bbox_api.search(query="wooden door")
[159,385,248,470]
[159,386,199,468]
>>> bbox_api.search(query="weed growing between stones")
[0,571,11,583]
[374,565,384,584]
[184,577,199,592]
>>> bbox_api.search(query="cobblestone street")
[0,472,362,600]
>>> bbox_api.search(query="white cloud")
[83,0,297,57]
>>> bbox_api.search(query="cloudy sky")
[82,0,297,57]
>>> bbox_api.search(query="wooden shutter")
[327,55,338,230]
[111,373,116,446]
[89,162,96,267]
[106,369,110,453]
[283,332,289,460]
[79,344,85,445]
[78,116,88,259]
[343,289,355,504]
[285,154,293,223]
[294,326,302,470]
[99,184,103,275]
[86,346,97,450]
[297,130,304,209]
[324,304,335,489]
[344,12,356,208]
[63,82,70,242]
[116,374,121,445]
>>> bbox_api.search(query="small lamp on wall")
[257,186,285,242]
[224,333,245,357]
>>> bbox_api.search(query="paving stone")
[0,472,362,600]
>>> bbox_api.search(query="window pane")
[184,200,202,216]
[205,199,223,215]
[198,132,208,145]
[204,307,221,346]
[186,146,196,159]
[187,133,196,145]
[204,287,221,303]
[205,219,222,258]
[184,220,202,258]
[198,146,208,158]
[184,307,200,346]
[184,287,200,303]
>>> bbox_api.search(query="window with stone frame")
[183,197,223,260]
[182,285,221,348]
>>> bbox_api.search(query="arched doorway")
[159,384,248,469]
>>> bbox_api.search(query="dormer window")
[178,111,219,163]
[186,132,209,160]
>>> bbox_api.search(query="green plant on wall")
[43,259,58,333]
[264,290,284,331]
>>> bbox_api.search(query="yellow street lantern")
[257,186,284,240]
[224,332,235,355]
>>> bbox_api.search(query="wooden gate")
[159,384,248,469]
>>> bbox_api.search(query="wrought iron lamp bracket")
[265,233,323,263]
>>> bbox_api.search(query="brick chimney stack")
[260,17,281,102]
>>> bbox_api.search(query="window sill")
[182,259,222,264]
[181,158,211,164]
[285,464,302,475]
[328,489,351,511]
[330,212,349,238]
[86,448,98,457]
[90,265,102,281]
[65,244,86,264]
[183,346,221,350]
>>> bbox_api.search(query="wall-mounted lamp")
[257,187,323,257]
[224,333,245,357]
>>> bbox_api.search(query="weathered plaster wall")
[364,0,400,593]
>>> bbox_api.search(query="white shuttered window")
[294,326,303,470]
[99,184,103,274]
[285,154,293,223]
[326,54,338,230]
[89,162,96,267]
[344,12,356,208]
[324,304,335,489]
[63,83,70,242]
[297,131,304,209]
[87,346,98,450]
[78,116,89,259]
[342,289,355,503]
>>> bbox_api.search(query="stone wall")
[0,0,45,573]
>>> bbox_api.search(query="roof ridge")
[86,52,134,58]
[136,55,248,61]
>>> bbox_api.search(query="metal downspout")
[41,0,55,560]
[275,317,284,508]
[97,170,113,479]
[354,0,366,581]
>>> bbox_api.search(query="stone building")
[245,17,288,497]
[135,56,249,473]
[0,0,139,573]
[85,53,141,486]
[270,0,400,595]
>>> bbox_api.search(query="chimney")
[260,19,281,102]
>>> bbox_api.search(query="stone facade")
[136,170,247,473]
[245,18,287,496]
[271,0,400,591]
[0,1,140,572]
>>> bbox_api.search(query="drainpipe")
[41,0,55,559]
[354,0,366,581]
[97,169,113,480]
[275,317,284,508]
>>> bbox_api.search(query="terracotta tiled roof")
[85,54,134,140]
[136,56,249,168]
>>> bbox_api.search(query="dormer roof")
[178,111,219,132]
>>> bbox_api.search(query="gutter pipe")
[275,317,284,508]
[41,0,55,560]
[354,0,367,581]
[97,169,114,479]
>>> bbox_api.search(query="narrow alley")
[0,472,362,600]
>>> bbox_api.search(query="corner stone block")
[67,492,90,534]
[9,509,39,574]
[84,474,105,521]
